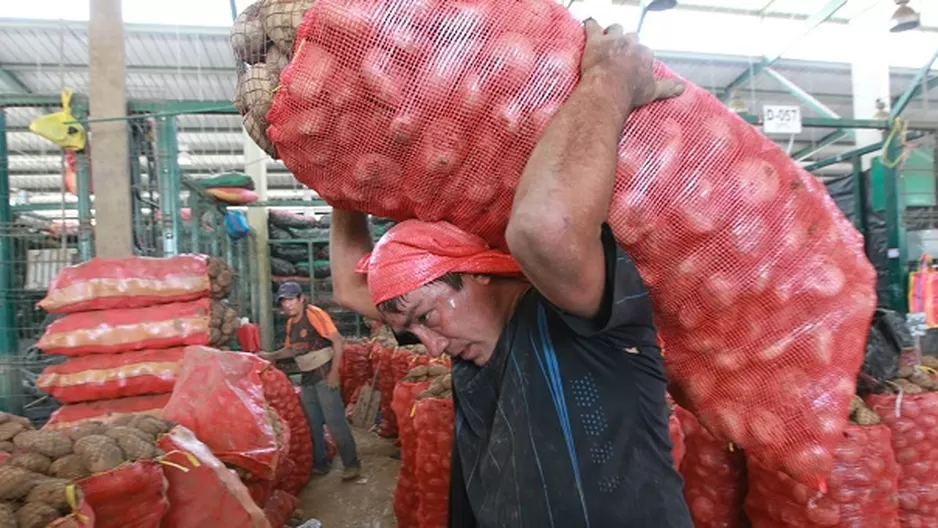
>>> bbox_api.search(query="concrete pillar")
[849,3,893,170]
[89,0,134,257]
[244,132,274,350]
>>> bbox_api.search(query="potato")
[25,478,71,512]
[110,414,135,427]
[108,429,158,461]
[13,431,73,459]
[921,356,938,370]
[106,425,154,444]
[898,365,916,379]
[232,1,267,64]
[848,395,862,414]
[895,379,924,395]
[266,43,290,82]
[0,503,14,528]
[243,108,277,158]
[440,374,452,391]
[427,364,449,377]
[0,443,12,453]
[261,0,312,52]
[0,422,26,442]
[242,64,274,117]
[49,455,89,481]
[128,415,172,437]
[74,435,124,473]
[909,370,938,391]
[66,421,106,441]
[15,502,59,528]
[854,407,881,426]
[8,452,52,475]
[0,466,41,500]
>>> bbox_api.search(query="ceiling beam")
[0,68,30,94]
[0,63,234,76]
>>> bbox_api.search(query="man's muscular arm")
[330,209,383,321]
[506,23,682,319]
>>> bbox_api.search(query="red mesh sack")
[372,342,398,437]
[38,255,212,313]
[44,393,171,430]
[867,393,938,527]
[260,367,313,495]
[38,347,186,403]
[38,299,212,356]
[264,489,298,528]
[47,485,95,528]
[677,407,748,528]
[413,397,454,528]
[162,347,280,479]
[668,412,684,469]
[340,338,374,405]
[78,459,168,528]
[157,425,271,528]
[745,424,899,527]
[269,0,876,485]
[392,379,432,528]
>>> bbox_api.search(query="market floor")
[296,427,401,527]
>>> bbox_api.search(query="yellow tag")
[919,365,938,376]
[65,484,77,511]
[410,404,416,417]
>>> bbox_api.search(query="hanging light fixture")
[637,0,678,35]
[890,0,921,33]
[728,91,748,114]
[873,98,890,120]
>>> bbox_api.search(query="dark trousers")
[300,380,359,470]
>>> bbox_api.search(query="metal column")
[156,116,181,256]
[0,111,22,414]
[72,103,93,261]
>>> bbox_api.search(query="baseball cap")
[277,282,303,302]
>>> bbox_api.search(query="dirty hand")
[580,20,684,115]
[326,368,340,390]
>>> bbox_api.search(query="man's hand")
[326,367,340,390]
[257,351,277,361]
[580,20,684,118]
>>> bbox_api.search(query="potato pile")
[231,0,312,158]
[848,395,881,426]
[210,300,240,347]
[890,357,938,395]
[407,365,452,400]
[0,414,172,528]
[207,257,235,300]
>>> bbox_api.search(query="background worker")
[328,22,691,527]
[260,281,361,481]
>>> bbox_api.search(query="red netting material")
[392,379,432,528]
[38,347,186,403]
[264,489,298,528]
[867,393,938,527]
[413,397,454,528]
[676,407,748,528]
[340,339,374,405]
[78,460,168,528]
[162,347,280,480]
[669,412,685,469]
[267,0,876,484]
[260,368,313,496]
[746,424,899,527]
[157,426,270,528]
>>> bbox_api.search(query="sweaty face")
[381,277,505,366]
[280,296,304,317]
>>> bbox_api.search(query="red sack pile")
[38,298,216,356]
[391,379,432,527]
[377,345,429,437]
[269,0,876,484]
[45,394,171,430]
[745,423,899,527]
[157,425,270,528]
[243,411,292,508]
[412,396,455,528]
[162,347,281,480]
[340,338,374,405]
[259,366,314,496]
[38,347,186,403]
[48,487,96,528]
[371,341,397,437]
[263,490,298,528]
[37,255,222,313]
[78,459,169,528]
[867,393,938,526]
[676,407,748,528]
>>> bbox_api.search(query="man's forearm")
[329,335,344,368]
[330,210,383,320]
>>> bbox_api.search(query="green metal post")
[190,194,202,254]
[0,110,22,414]
[72,103,93,261]
[891,47,938,120]
[877,148,907,313]
[762,67,842,119]
[156,116,181,256]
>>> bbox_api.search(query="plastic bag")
[676,407,748,528]
[746,424,899,527]
[38,347,186,403]
[259,366,313,495]
[38,255,212,314]
[78,460,168,528]
[162,347,281,479]
[157,426,271,528]
[270,0,875,485]
[413,397,454,528]
[392,380,431,528]
[44,394,171,430]
[859,326,900,394]
[867,393,938,527]
[38,299,213,356]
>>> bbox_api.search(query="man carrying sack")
[329,23,690,527]
[260,281,361,480]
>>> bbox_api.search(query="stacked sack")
[231,0,313,158]
[391,362,450,527]
[411,370,454,528]
[246,0,876,486]
[340,337,374,406]
[867,358,938,527]
[746,396,900,527]
[35,256,239,429]
[268,209,330,280]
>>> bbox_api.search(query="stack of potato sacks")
[34,256,239,429]
[391,362,453,528]
[231,0,312,157]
